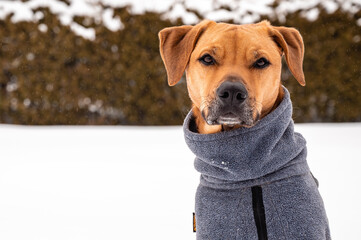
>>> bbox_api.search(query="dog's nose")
[216,81,248,105]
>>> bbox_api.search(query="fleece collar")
[183,87,310,189]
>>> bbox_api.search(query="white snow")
[0,123,360,239]
[69,22,96,41]
[0,0,360,40]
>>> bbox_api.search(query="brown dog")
[158,21,331,240]
[159,20,304,134]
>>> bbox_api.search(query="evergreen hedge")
[0,5,360,125]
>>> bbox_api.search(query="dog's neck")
[193,85,285,134]
[184,87,308,182]
[261,85,285,119]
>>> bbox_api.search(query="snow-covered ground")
[0,124,360,240]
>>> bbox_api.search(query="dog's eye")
[199,54,215,66]
[253,58,270,69]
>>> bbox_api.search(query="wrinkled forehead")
[193,23,279,61]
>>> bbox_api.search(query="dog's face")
[159,20,305,134]
[186,22,285,127]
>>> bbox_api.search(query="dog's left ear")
[272,26,305,86]
[159,20,214,86]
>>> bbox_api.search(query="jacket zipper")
[251,186,268,240]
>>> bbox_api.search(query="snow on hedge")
[0,0,360,40]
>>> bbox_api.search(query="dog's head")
[159,20,304,133]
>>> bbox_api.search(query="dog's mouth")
[214,113,242,125]
[202,101,260,128]
[206,114,255,127]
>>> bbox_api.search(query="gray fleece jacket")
[183,87,331,240]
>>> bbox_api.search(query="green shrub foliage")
[0,5,360,125]
[269,6,361,122]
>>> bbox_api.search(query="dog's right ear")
[159,20,214,86]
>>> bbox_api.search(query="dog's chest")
[195,173,329,240]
